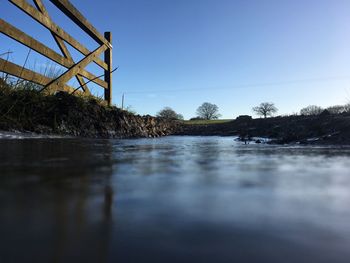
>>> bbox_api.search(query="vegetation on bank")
[0,78,105,130]
[0,78,177,138]
[177,113,350,145]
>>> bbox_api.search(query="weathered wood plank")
[9,0,108,71]
[3,0,112,100]
[104,32,112,106]
[31,0,47,16]
[0,58,75,93]
[0,19,108,90]
[50,0,111,48]
[46,44,107,90]
[31,0,89,94]
[0,19,69,68]
[32,0,73,62]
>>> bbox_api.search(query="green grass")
[0,76,108,106]
[183,119,233,125]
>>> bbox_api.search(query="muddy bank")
[176,114,350,145]
[0,90,178,138]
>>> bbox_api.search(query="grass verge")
[183,119,233,125]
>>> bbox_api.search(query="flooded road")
[0,136,350,263]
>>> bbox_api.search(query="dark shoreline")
[175,114,350,145]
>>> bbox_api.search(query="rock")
[236,115,252,122]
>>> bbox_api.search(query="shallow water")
[0,136,350,263]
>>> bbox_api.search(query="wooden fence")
[0,0,113,105]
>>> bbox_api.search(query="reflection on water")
[0,136,350,263]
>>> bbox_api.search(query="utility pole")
[121,93,125,110]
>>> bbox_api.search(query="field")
[183,119,233,125]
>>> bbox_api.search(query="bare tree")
[157,107,183,120]
[252,102,278,118]
[344,103,350,113]
[196,102,221,120]
[300,105,323,116]
[327,105,346,115]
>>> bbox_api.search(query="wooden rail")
[0,0,113,105]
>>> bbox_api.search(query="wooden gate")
[0,0,113,105]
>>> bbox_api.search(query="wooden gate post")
[104,32,112,105]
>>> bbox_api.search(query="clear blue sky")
[1,0,350,119]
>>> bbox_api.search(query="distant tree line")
[157,102,221,120]
[155,101,350,121]
[299,104,350,116]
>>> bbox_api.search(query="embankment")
[176,114,350,145]
[0,88,178,138]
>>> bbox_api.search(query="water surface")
[0,136,350,263]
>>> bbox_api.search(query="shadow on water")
[0,139,115,263]
[1,136,350,263]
